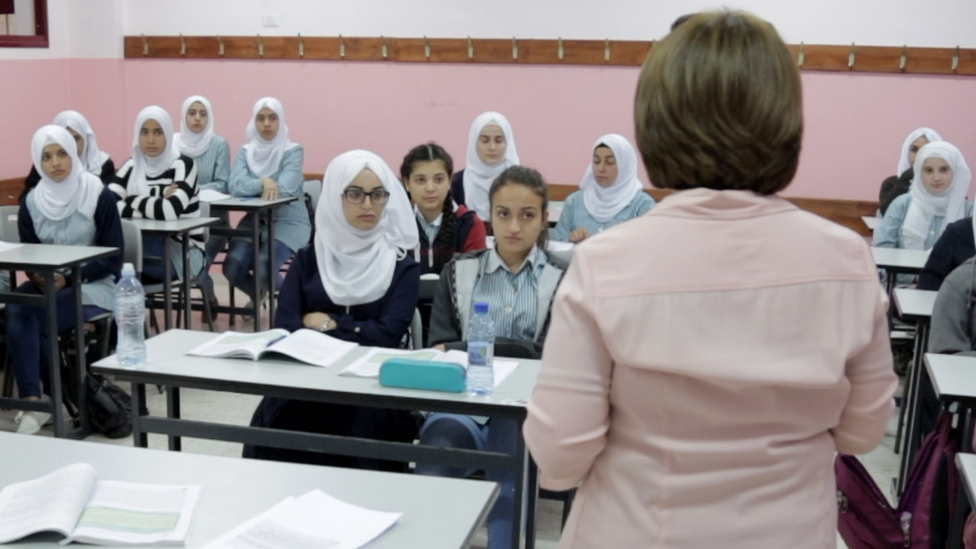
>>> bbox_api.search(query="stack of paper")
[339,348,519,388]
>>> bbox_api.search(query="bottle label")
[468,342,492,367]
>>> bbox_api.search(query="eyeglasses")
[343,188,390,205]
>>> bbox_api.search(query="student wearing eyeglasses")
[223,97,311,311]
[244,150,421,470]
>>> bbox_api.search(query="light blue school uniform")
[552,190,655,241]
[873,193,974,250]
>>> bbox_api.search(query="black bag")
[85,374,132,439]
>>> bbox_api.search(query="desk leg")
[166,386,182,451]
[267,208,277,328]
[45,272,65,438]
[899,320,931,494]
[950,407,974,549]
[163,237,173,331]
[525,455,539,549]
[510,431,529,549]
[72,267,88,432]
[252,215,262,332]
[897,320,925,492]
[182,235,192,330]
[131,382,148,448]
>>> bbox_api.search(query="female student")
[878,127,943,215]
[109,106,204,282]
[400,142,486,275]
[21,110,115,202]
[419,166,566,549]
[223,97,310,309]
[244,150,420,469]
[874,141,973,252]
[451,111,521,221]
[173,95,231,310]
[524,12,896,548]
[918,215,976,291]
[9,125,122,435]
[552,134,655,243]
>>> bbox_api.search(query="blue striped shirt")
[472,246,547,341]
[552,190,655,241]
[189,135,231,193]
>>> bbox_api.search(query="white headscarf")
[172,95,216,158]
[128,106,181,197]
[315,150,419,306]
[52,110,111,176]
[243,97,298,179]
[901,142,971,251]
[462,111,520,221]
[579,134,644,223]
[29,125,102,221]
[897,127,943,175]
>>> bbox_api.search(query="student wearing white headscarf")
[450,111,521,221]
[875,142,973,287]
[109,105,204,282]
[879,127,943,215]
[173,95,231,312]
[223,97,311,311]
[243,150,420,469]
[552,134,655,243]
[8,125,123,435]
[21,110,115,202]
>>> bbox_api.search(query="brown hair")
[634,10,803,195]
[489,166,549,250]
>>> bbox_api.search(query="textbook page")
[187,330,292,360]
[434,351,520,388]
[66,482,200,546]
[203,490,401,549]
[262,329,358,368]
[199,189,232,203]
[0,463,96,544]
[340,348,519,387]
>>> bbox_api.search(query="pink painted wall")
[4,57,976,203]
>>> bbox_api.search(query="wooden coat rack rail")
[123,35,976,76]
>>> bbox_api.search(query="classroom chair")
[409,309,423,350]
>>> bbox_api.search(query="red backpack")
[835,412,959,548]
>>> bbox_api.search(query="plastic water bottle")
[114,262,146,368]
[466,301,495,395]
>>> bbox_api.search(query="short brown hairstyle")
[634,10,803,195]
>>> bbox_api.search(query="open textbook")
[0,463,199,546]
[339,348,519,388]
[202,490,401,549]
[187,329,358,368]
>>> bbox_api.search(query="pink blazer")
[524,188,897,549]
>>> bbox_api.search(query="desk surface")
[93,329,539,416]
[862,216,881,231]
[0,433,496,549]
[209,196,297,210]
[871,247,930,271]
[128,217,220,234]
[0,243,118,270]
[957,453,976,509]
[925,353,976,404]
[894,288,937,320]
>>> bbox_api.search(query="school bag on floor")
[836,412,959,549]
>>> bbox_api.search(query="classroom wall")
[3,1,976,202]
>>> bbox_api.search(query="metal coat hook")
[899,45,907,71]
[298,33,304,58]
[339,34,345,59]
[424,36,430,59]
[382,36,388,59]
[257,34,264,57]
[512,37,518,60]
[797,42,805,68]
[604,39,611,62]
[848,42,856,69]
[953,46,960,71]
[467,37,474,60]
[180,34,186,56]
[557,37,564,61]
[141,34,148,56]
[217,36,224,57]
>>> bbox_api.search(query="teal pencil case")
[379,358,466,393]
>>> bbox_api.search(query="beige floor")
[0,275,901,548]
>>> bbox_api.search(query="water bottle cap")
[474,301,489,314]
[122,263,135,276]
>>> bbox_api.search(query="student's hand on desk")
[163,183,180,198]
[261,178,280,201]
[433,344,446,352]
[569,227,590,243]
[303,312,332,331]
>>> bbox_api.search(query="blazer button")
[354,326,361,333]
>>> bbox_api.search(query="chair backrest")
[303,179,322,212]
[120,219,143,273]
[410,308,423,350]
[0,205,19,243]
